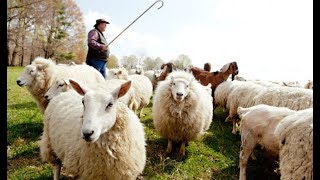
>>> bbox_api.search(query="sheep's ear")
[112,81,131,99]
[69,79,89,96]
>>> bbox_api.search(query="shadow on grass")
[8,101,38,110]
[144,137,190,177]
[8,121,43,145]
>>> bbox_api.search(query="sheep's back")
[275,108,313,180]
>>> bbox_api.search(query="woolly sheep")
[152,71,213,156]
[237,104,296,180]
[214,80,243,111]
[40,80,146,179]
[304,80,313,89]
[106,67,129,80]
[274,108,313,180]
[128,64,144,75]
[143,69,161,91]
[16,57,105,113]
[226,81,267,134]
[106,68,153,117]
[253,86,313,111]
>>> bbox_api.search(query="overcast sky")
[74,0,313,84]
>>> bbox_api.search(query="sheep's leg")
[232,119,237,134]
[166,139,172,154]
[179,142,186,157]
[53,159,62,180]
[239,132,256,180]
[138,107,144,118]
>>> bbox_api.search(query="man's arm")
[87,30,108,51]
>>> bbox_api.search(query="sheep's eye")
[82,99,84,105]
[106,103,113,110]
[29,70,34,74]
[173,83,175,85]
[186,85,189,88]
[58,83,64,87]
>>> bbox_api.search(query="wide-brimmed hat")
[94,18,110,27]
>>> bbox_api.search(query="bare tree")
[171,54,192,70]
[7,0,86,66]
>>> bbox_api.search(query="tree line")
[7,0,194,70]
[7,0,86,66]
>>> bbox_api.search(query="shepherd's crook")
[108,0,164,46]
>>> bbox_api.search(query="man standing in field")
[86,18,110,78]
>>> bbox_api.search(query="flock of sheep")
[16,57,313,179]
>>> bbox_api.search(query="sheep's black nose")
[16,80,21,85]
[83,131,94,141]
[176,92,183,97]
[44,95,49,101]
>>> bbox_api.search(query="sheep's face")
[69,79,131,142]
[16,65,38,87]
[170,77,192,102]
[106,69,118,80]
[81,92,117,142]
[45,79,70,102]
[106,69,128,80]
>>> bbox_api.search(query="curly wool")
[152,71,213,142]
[275,108,313,180]
[40,91,146,179]
[21,57,105,113]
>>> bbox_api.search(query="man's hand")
[101,44,108,51]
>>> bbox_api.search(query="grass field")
[7,66,279,179]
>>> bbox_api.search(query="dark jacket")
[86,28,110,61]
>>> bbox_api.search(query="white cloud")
[80,0,312,83]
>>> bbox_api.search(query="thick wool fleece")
[275,108,313,180]
[152,71,213,142]
[40,91,146,179]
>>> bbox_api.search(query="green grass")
[7,67,279,179]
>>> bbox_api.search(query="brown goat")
[156,62,176,81]
[190,61,239,99]
[220,61,239,80]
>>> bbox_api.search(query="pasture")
[7,66,279,179]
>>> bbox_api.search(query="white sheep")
[152,71,213,156]
[16,57,105,113]
[274,108,313,180]
[128,64,144,75]
[226,81,267,134]
[237,104,296,180]
[143,69,161,91]
[253,86,313,111]
[106,68,153,118]
[214,80,243,111]
[40,80,146,179]
[304,80,313,89]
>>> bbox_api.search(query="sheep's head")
[70,79,131,142]
[44,79,71,102]
[170,76,192,102]
[106,68,128,80]
[16,65,38,87]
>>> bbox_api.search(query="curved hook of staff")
[155,0,164,9]
[108,0,164,46]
